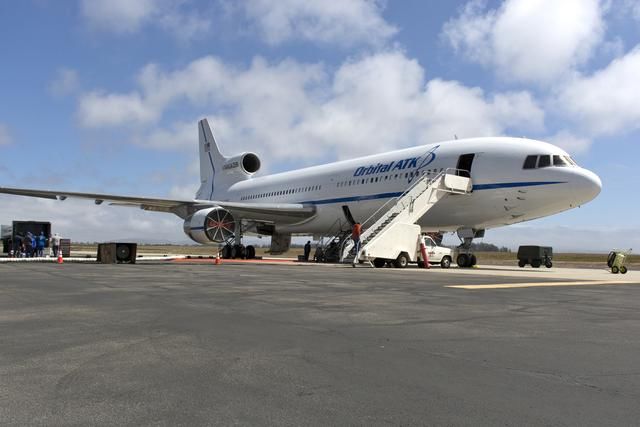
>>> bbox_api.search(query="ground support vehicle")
[517,245,553,268]
[360,224,453,269]
[417,235,453,268]
[608,249,631,274]
[363,223,421,268]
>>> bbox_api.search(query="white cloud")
[556,46,640,136]
[76,51,545,166]
[48,68,80,97]
[133,120,195,150]
[240,0,397,47]
[80,0,211,41]
[547,130,592,155]
[80,0,156,34]
[78,92,159,127]
[442,0,606,84]
[623,0,640,21]
[0,123,12,146]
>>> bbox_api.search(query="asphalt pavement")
[1,262,640,426]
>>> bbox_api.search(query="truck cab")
[420,235,452,268]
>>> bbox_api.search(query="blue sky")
[1,0,639,251]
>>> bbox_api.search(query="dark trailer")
[1,221,52,254]
[517,245,553,268]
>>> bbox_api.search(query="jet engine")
[183,207,236,244]
[222,152,261,175]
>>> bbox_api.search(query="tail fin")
[196,119,224,200]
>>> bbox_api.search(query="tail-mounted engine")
[183,207,236,244]
[223,152,261,176]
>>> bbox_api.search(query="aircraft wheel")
[245,245,256,259]
[394,253,410,268]
[373,258,386,268]
[222,244,232,259]
[607,251,616,268]
[531,259,542,268]
[518,259,526,268]
[612,266,619,274]
[621,266,628,274]
[457,254,469,268]
[441,256,451,269]
[545,260,553,268]
[230,244,245,259]
[469,254,477,266]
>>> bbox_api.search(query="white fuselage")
[217,137,601,235]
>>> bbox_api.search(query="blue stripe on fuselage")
[472,181,565,190]
[299,181,565,206]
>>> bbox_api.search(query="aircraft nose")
[573,168,602,205]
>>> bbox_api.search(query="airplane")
[0,118,601,266]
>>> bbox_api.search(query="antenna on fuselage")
[454,134,458,140]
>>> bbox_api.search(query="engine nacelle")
[183,207,236,244]
[222,152,261,176]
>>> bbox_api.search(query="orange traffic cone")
[214,253,221,265]
[57,250,64,264]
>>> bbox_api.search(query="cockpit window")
[553,155,569,166]
[523,155,537,169]
[538,155,551,168]
[524,154,577,169]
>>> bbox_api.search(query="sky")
[1,0,639,251]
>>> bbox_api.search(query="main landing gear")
[456,228,483,268]
[221,243,256,259]
[219,222,257,259]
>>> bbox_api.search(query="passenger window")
[538,155,551,168]
[523,155,537,169]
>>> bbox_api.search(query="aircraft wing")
[0,186,316,224]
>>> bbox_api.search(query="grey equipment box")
[97,243,137,264]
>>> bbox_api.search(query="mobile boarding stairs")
[339,169,472,266]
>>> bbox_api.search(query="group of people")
[9,232,61,258]
[301,222,362,265]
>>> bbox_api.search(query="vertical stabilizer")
[196,119,225,200]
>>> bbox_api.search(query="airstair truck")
[349,170,471,268]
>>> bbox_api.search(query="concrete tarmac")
[1,262,640,426]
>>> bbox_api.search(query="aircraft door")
[456,153,475,178]
[342,205,356,226]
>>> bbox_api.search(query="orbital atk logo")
[352,145,440,182]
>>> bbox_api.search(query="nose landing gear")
[456,228,483,268]
[456,253,477,268]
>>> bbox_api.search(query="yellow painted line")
[447,280,639,290]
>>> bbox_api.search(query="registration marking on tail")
[447,281,639,290]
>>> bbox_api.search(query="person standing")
[351,222,362,267]
[31,233,37,257]
[14,234,23,257]
[303,240,311,261]
[37,232,46,257]
[24,233,33,258]
[51,233,61,257]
